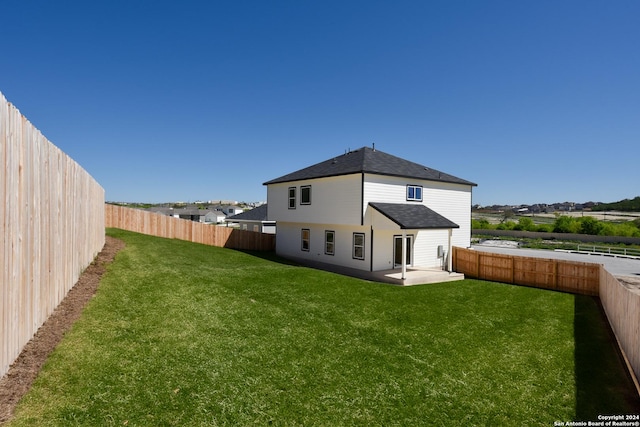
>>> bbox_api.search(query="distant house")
[263,146,476,274]
[212,205,244,216]
[204,211,226,224]
[530,204,542,214]
[148,207,174,216]
[173,208,206,222]
[147,206,223,223]
[225,204,276,233]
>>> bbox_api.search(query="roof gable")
[263,146,476,186]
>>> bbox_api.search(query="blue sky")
[2,1,638,206]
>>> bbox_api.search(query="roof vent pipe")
[372,142,376,151]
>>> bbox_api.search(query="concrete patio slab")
[284,256,465,286]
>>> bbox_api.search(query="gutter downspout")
[401,230,407,280]
[447,228,453,272]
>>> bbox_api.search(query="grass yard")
[8,229,639,426]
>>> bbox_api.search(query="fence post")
[510,256,515,284]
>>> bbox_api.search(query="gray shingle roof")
[263,146,477,186]
[369,202,460,229]
[226,204,268,221]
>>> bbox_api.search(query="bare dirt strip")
[0,236,125,424]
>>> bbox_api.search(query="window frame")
[288,187,296,209]
[301,228,310,252]
[324,230,335,256]
[352,232,365,260]
[406,184,423,202]
[300,185,312,205]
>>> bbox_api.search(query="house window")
[325,230,335,255]
[288,187,296,209]
[407,185,423,202]
[301,229,310,252]
[353,233,365,260]
[301,185,311,205]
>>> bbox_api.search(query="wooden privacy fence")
[105,204,275,251]
[600,268,640,391]
[1,91,105,379]
[453,246,640,386]
[453,247,599,295]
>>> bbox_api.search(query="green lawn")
[9,229,639,426]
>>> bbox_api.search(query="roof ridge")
[263,146,477,186]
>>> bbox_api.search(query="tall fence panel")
[105,204,275,251]
[453,247,599,295]
[453,246,640,389]
[600,269,640,386]
[1,92,105,379]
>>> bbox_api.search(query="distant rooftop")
[226,204,269,221]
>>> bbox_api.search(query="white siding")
[262,224,276,234]
[369,215,452,271]
[363,173,472,248]
[371,229,399,271]
[275,222,371,271]
[414,229,450,269]
[267,174,363,225]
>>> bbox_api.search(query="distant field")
[473,211,640,225]
[527,211,640,221]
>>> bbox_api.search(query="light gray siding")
[267,174,363,226]
[414,229,451,269]
[363,173,472,248]
[275,222,371,271]
[368,215,452,271]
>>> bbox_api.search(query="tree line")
[591,196,640,212]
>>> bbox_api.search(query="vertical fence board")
[0,97,6,371]
[600,268,640,384]
[453,247,599,296]
[0,92,105,379]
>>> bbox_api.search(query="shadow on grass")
[233,250,390,284]
[574,295,640,420]
[232,249,302,266]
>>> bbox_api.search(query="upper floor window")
[288,187,296,209]
[301,185,312,205]
[407,185,423,202]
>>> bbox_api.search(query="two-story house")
[263,146,477,280]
